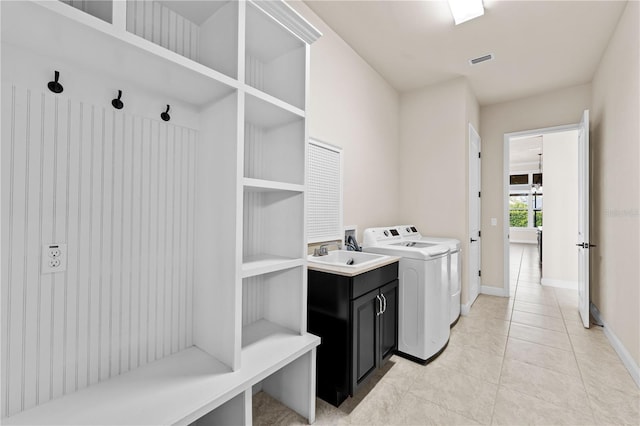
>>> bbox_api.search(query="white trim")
[249,0,322,45]
[506,124,580,140]
[503,134,511,298]
[503,123,582,305]
[460,302,471,316]
[590,303,640,389]
[541,278,578,290]
[481,285,508,297]
[309,138,342,153]
[509,239,537,245]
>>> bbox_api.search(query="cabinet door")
[351,289,379,390]
[379,280,398,363]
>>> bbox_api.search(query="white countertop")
[308,255,400,277]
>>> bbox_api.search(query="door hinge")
[478,230,481,237]
[478,152,481,159]
[478,270,482,277]
[478,191,481,198]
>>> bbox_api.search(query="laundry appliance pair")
[362,226,460,363]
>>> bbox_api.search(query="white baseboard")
[460,302,471,316]
[509,240,537,245]
[541,278,578,290]
[590,303,640,389]
[481,285,508,297]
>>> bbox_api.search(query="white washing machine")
[362,227,450,364]
[398,225,462,327]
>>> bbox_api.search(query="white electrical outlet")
[42,243,67,274]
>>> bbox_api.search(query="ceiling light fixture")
[447,0,485,25]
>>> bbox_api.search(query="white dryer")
[362,227,450,364]
[398,225,462,326]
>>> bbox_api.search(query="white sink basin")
[308,250,390,268]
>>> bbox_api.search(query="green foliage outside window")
[534,211,543,227]
[509,199,528,227]
[510,210,528,227]
[509,197,544,227]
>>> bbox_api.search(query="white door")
[577,110,590,328]
[468,124,481,305]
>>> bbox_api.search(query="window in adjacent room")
[509,193,529,227]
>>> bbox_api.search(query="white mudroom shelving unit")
[0,1,321,425]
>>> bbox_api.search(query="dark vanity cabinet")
[308,262,398,407]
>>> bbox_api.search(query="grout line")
[489,244,522,425]
[558,292,598,423]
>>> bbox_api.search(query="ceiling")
[510,136,542,168]
[303,0,627,105]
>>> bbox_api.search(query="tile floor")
[253,244,639,425]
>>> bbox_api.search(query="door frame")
[503,123,580,296]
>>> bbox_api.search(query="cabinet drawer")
[351,262,399,300]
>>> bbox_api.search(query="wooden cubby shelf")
[242,254,304,279]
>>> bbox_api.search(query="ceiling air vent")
[469,53,494,65]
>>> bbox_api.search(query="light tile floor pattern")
[253,244,639,425]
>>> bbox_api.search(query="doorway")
[503,124,582,299]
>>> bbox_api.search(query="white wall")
[399,78,479,305]
[510,228,538,244]
[590,1,639,368]
[479,84,591,290]
[541,130,579,286]
[288,1,401,242]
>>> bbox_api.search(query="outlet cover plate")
[42,243,67,274]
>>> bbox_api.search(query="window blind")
[307,140,342,243]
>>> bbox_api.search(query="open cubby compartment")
[242,266,305,343]
[245,2,306,109]
[126,0,238,79]
[191,389,251,426]
[249,347,317,424]
[243,188,304,264]
[59,0,113,23]
[244,94,305,185]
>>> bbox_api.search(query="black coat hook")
[48,70,64,94]
[112,90,124,110]
[161,105,171,122]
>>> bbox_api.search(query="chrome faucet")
[313,243,339,256]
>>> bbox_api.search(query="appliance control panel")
[362,227,403,246]
[398,225,421,239]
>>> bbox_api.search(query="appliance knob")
[406,227,411,232]
[384,230,389,236]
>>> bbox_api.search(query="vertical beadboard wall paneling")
[60,0,113,24]
[0,86,13,416]
[1,85,197,418]
[246,56,265,93]
[124,0,239,79]
[127,0,199,63]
